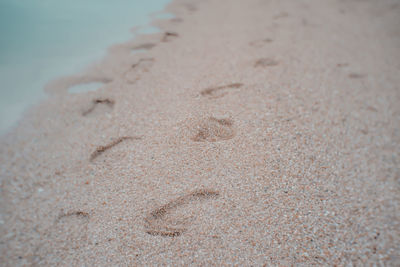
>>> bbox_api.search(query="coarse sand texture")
[1,0,400,266]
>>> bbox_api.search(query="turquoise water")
[0,0,170,134]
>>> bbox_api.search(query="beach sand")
[1,0,400,265]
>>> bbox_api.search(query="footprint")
[182,3,197,12]
[200,83,243,99]
[54,211,90,244]
[58,211,89,221]
[273,12,289,19]
[131,43,156,53]
[131,58,155,70]
[132,43,156,50]
[337,63,349,67]
[348,73,366,79]
[82,98,114,116]
[145,189,220,237]
[33,210,91,261]
[171,18,183,23]
[190,117,235,142]
[162,31,179,42]
[90,136,141,162]
[249,38,273,47]
[255,58,279,67]
[124,58,155,83]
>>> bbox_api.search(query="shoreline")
[0,0,171,136]
[1,0,400,265]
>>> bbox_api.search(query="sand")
[1,0,400,265]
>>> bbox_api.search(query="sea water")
[0,0,171,134]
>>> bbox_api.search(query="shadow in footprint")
[348,73,366,79]
[145,189,220,237]
[337,63,349,68]
[249,38,273,47]
[132,43,156,51]
[58,211,89,221]
[190,117,235,142]
[200,83,243,99]
[171,18,183,23]
[131,58,154,70]
[82,98,114,116]
[255,58,279,67]
[273,12,289,20]
[124,58,155,83]
[90,136,141,162]
[182,3,197,12]
[162,32,179,42]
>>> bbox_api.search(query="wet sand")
[1,0,400,265]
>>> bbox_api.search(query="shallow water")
[0,0,170,134]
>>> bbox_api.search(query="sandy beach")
[1,0,400,265]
